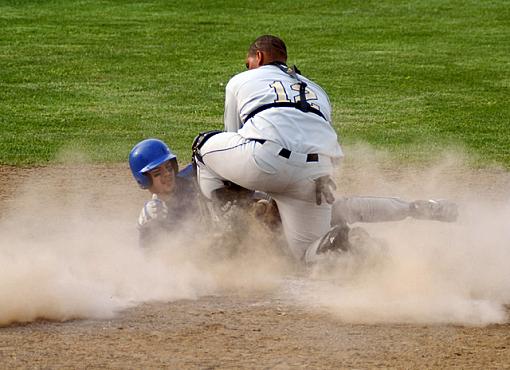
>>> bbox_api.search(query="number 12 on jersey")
[269,81,320,110]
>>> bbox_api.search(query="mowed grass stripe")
[0,0,508,167]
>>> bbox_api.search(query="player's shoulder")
[227,66,279,89]
[226,69,257,91]
[177,163,195,179]
[176,164,198,195]
[299,74,329,96]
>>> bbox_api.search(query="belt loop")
[306,153,319,162]
[260,140,322,163]
[278,148,291,159]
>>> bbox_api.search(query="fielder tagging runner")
[129,138,457,254]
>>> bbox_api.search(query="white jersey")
[224,64,344,158]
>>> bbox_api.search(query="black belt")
[244,102,327,124]
[252,139,319,162]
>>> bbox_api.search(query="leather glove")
[252,199,281,231]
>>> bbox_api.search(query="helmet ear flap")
[170,158,179,174]
[138,172,152,189]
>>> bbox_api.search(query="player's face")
[148,160,176,196]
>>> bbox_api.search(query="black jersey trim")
[243,102,327,124]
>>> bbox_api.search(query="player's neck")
[266,61,287,67]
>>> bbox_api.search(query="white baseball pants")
[197,132,334,260]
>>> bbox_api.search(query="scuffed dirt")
[1,160,510,369]
[1,294,510,368]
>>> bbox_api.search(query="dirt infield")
[1,294,510,369]
[1,156,510,368]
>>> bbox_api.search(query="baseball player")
[193,35,459,264]
[129,138,197,247]
[192,34,365,263]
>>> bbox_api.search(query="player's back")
[225,65,343,158]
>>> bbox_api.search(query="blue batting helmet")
[129,138,177,189]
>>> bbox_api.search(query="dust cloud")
[0,163,288,327]
[301,145,510,326]
[0,166,212,326]
[1,145,509,327]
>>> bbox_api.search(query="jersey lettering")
[290,83,320,110]
[269,81,290,103]
[269,80,321,110]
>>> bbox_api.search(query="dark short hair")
[248,35,287,62]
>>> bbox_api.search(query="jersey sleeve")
[224,81,242,132]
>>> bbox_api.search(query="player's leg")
[409,199,458,222]
[274,193,357,265]
[195,132,256,199]
[197,134,346,262]
[195,161,227,200]
[272,193,333,261]
[331,196,413,225]
[266,156,336,259]
[331,196,458,225]
[196,132,291,198]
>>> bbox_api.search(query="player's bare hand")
[314,175,336,205]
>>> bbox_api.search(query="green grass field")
[1,0,508,168]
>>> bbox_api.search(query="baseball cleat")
[410,199,458,222]
[316,223,352,255]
